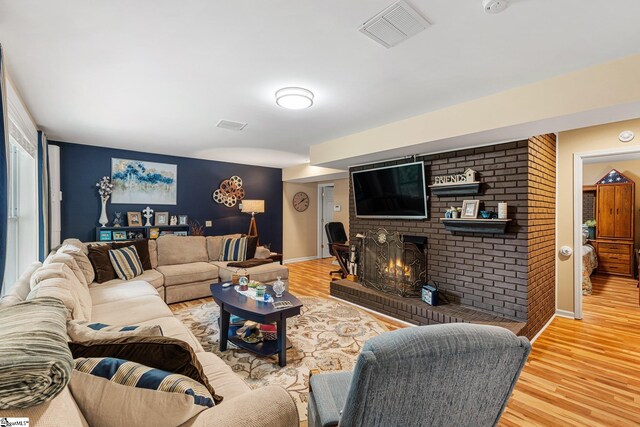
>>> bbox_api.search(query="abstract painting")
[111,158,177,205]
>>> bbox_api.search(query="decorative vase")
[99,196,109,227]
[273,276,285,298]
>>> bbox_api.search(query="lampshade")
[241,200,265,214]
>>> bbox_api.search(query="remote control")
[222,283,232,288]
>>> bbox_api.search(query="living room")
[1,1,640,426]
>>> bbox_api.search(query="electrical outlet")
[205,221,212,227]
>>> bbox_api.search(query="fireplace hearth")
[358,228,426,297]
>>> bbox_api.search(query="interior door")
[597,185,616,238]
[614,184,633,238]
[321,186,334,258]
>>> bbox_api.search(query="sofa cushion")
[67,320,163,343]
[91,269,164,290]
[148,239,158,269]
[58,243,95,284]
[62,238,89,255]
[0,261,42,305]
[195,352,250,400]
[71,358,214,427]
[156,262,218,287]
[0,386,89,426]
[254,246,271,259]
[206,234,242,261]
[29,263,92,320]
[136,316,204,352]
[220,236,248,262]
[217,262,289,284]
[88,244,118,283]
[157,236,208,266]
[91,295,173,325]
[89,280,160,305]
[109,246,144,280]
[112,239,153,271]
[44,252,88,287]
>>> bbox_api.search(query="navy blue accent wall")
[50,141,283,252]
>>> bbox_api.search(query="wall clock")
[293,192,310,212]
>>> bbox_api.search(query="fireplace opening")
[358,229,426,297]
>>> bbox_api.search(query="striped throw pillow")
[219,237,247,262]
[108,246,144,280]
[71,357,214,427]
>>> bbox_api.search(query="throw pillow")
[44,252,88,287]
[254,246,271,259]
[70,357,214,427]
[111,240,152,271]
[28,263,92,321]
[245,235,259,259]
[67,321,163,343]
[109,246,144,281]
[88,244,117,283]
[68,335,221,404]
[220,236,248,262]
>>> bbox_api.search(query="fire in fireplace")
[358,228,426,297]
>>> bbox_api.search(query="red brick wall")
[524,134,557,338]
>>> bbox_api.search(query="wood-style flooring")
[170,260,640,426]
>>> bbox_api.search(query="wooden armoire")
[595,169,635,277]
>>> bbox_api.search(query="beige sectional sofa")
[0,243,299,426]
[69,234,289,304]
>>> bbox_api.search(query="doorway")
[573,146,640,318]
[318,184,334,259]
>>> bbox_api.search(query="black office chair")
[325,222,349,279]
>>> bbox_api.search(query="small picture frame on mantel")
[155,212,169,226]
[461,200,480,219]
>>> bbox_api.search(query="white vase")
[99,197,109,227]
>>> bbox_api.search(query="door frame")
[318,183,335,259]
[572,145,640,319]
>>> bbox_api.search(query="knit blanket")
[0,297,73,409]
[226,259,274,269]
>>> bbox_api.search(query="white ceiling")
[1,0,640,168]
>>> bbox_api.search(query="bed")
[582,243,598,295]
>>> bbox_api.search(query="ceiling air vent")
[359,1,431,48]
[216,119,247,131]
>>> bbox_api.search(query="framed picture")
[178,215,188,225]
[127,212,142,226]
[461,200,480,219]
[155,212,169,226]
[111,158,177,205]
[99,230,112,241]
[149,228,160,239]
[112,231,127,241]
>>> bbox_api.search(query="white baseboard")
[555,309,575,319]
[530,314,556,344]
[283,256,318,265]
[329,295,417,328]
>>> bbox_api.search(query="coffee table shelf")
[210,283,303,367]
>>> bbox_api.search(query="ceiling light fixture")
[482,0,509,14]
[275,87,314,110]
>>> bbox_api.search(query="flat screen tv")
[352,162,428,219]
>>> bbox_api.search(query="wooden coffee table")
[210,283,303,367]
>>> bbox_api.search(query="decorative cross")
[143,206,154,226]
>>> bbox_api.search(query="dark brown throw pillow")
[112,240,152,271]
[87,244,117,283]
[68,335,222,404]
[246,235,259,260]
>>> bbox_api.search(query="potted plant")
[584,219,596,239]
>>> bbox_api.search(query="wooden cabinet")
[596,180,635,277]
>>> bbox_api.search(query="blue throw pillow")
[108,245,144,280]
[219,237,248,262]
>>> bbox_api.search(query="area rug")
[173,296,387,421]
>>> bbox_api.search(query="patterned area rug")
[173,296,387,420]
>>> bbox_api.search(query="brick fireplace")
[330,135,556,340]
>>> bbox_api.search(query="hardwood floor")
[171,261,640,426]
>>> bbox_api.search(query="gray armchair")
[308,323,531,427]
